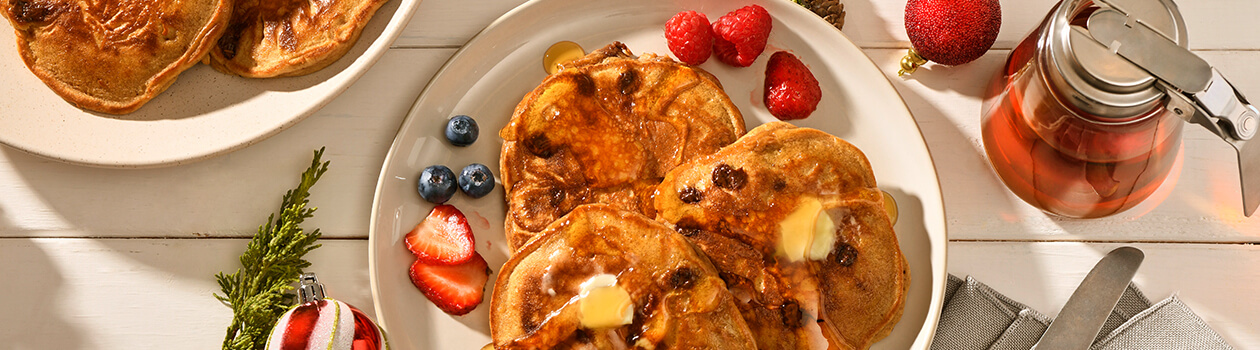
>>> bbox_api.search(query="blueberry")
[418,165,457,203]
[445,115,479,147]
[458,163,495,198]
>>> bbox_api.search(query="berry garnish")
[445,115,479,147]
[899,0,1001,75]
[458,163,495,198]
[664,11,713,65]
[409,251,490,316]
[711,4,772,67]
[418,165,457,204]
[405,204,476,265]
[764,51,821,120]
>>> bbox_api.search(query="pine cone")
[796,0,845,31]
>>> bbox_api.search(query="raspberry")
[664,11,713,65]
[711,5,772,67]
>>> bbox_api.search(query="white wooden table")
[2,0,1257,348]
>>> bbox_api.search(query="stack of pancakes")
[1,0,387,114]
[492,43,908,349]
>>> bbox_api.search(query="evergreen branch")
[216,148,330,350]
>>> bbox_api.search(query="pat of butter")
[578,274,634,329]
[807,207,837,260]
[777,197,838,262]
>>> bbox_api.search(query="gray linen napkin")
[931,275,1233,350]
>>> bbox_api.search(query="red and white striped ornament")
[266,273,388,350]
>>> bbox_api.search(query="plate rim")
[0,0,424,168]
[368,0,949,348]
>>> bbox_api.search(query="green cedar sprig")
[215,148,330,350]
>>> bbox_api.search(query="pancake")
[3,0,231,114]
[499,42,745,251]
[207,0,387,77]
[490,204,757,349]
[654,122,909,349]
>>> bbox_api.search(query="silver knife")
[1034,246,1145,350]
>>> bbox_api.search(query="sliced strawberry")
[764,51,821,120]
[409,252,490,316]
[665,10,713,65]
[404,204,475,265]
[711,5,772,67]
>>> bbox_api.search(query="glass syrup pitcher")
[981,0,1259,218]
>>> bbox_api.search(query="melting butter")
[777,197,839,262]
[577,274,633,329]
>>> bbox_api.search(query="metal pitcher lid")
[1044,0,1188,119]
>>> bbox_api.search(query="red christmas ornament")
[899,0,1001,76]
[266,273,388,350]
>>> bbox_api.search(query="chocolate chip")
[712,164,747,190]
[11,0,56,23]
[780,301,803,328]
[574,73,596,96]
[573,328,593,343]
[618,69,639,95]
[674,217,703,237]
[772,179,788,192]
[524,133,555,158]
[217,22,248,59]
[547,188,566,207]
[679,186,702,204]
[668,267,696,290]
[625,293,658,344]
[833,242,858,267]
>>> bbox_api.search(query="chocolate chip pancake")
[499,42,745,251]
[3,0,230,114]
[207,0,387,77]
[490,204,757,349]
[654,122,909,350]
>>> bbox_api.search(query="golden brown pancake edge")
[3,0,233,114]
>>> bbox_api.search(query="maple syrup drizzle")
[543,41,584,74]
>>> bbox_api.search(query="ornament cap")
[298,272,326,303]
[898,48,928,76]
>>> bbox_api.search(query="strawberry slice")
[409,252,490,316]
[711,4,772,67]
[404,204,475,265]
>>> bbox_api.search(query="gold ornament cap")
[898,48,929,76]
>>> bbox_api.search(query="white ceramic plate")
[0,0,422,168]
[368,0,948,348]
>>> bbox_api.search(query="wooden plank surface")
[0,239,374,349]
[1,239,1254,348]
[393,0,1260,50]
[1,0,1258,349]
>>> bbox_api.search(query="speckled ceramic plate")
[0,0,421,168]
[368,0,948,348]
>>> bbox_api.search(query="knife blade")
[1034,246,1145,350]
